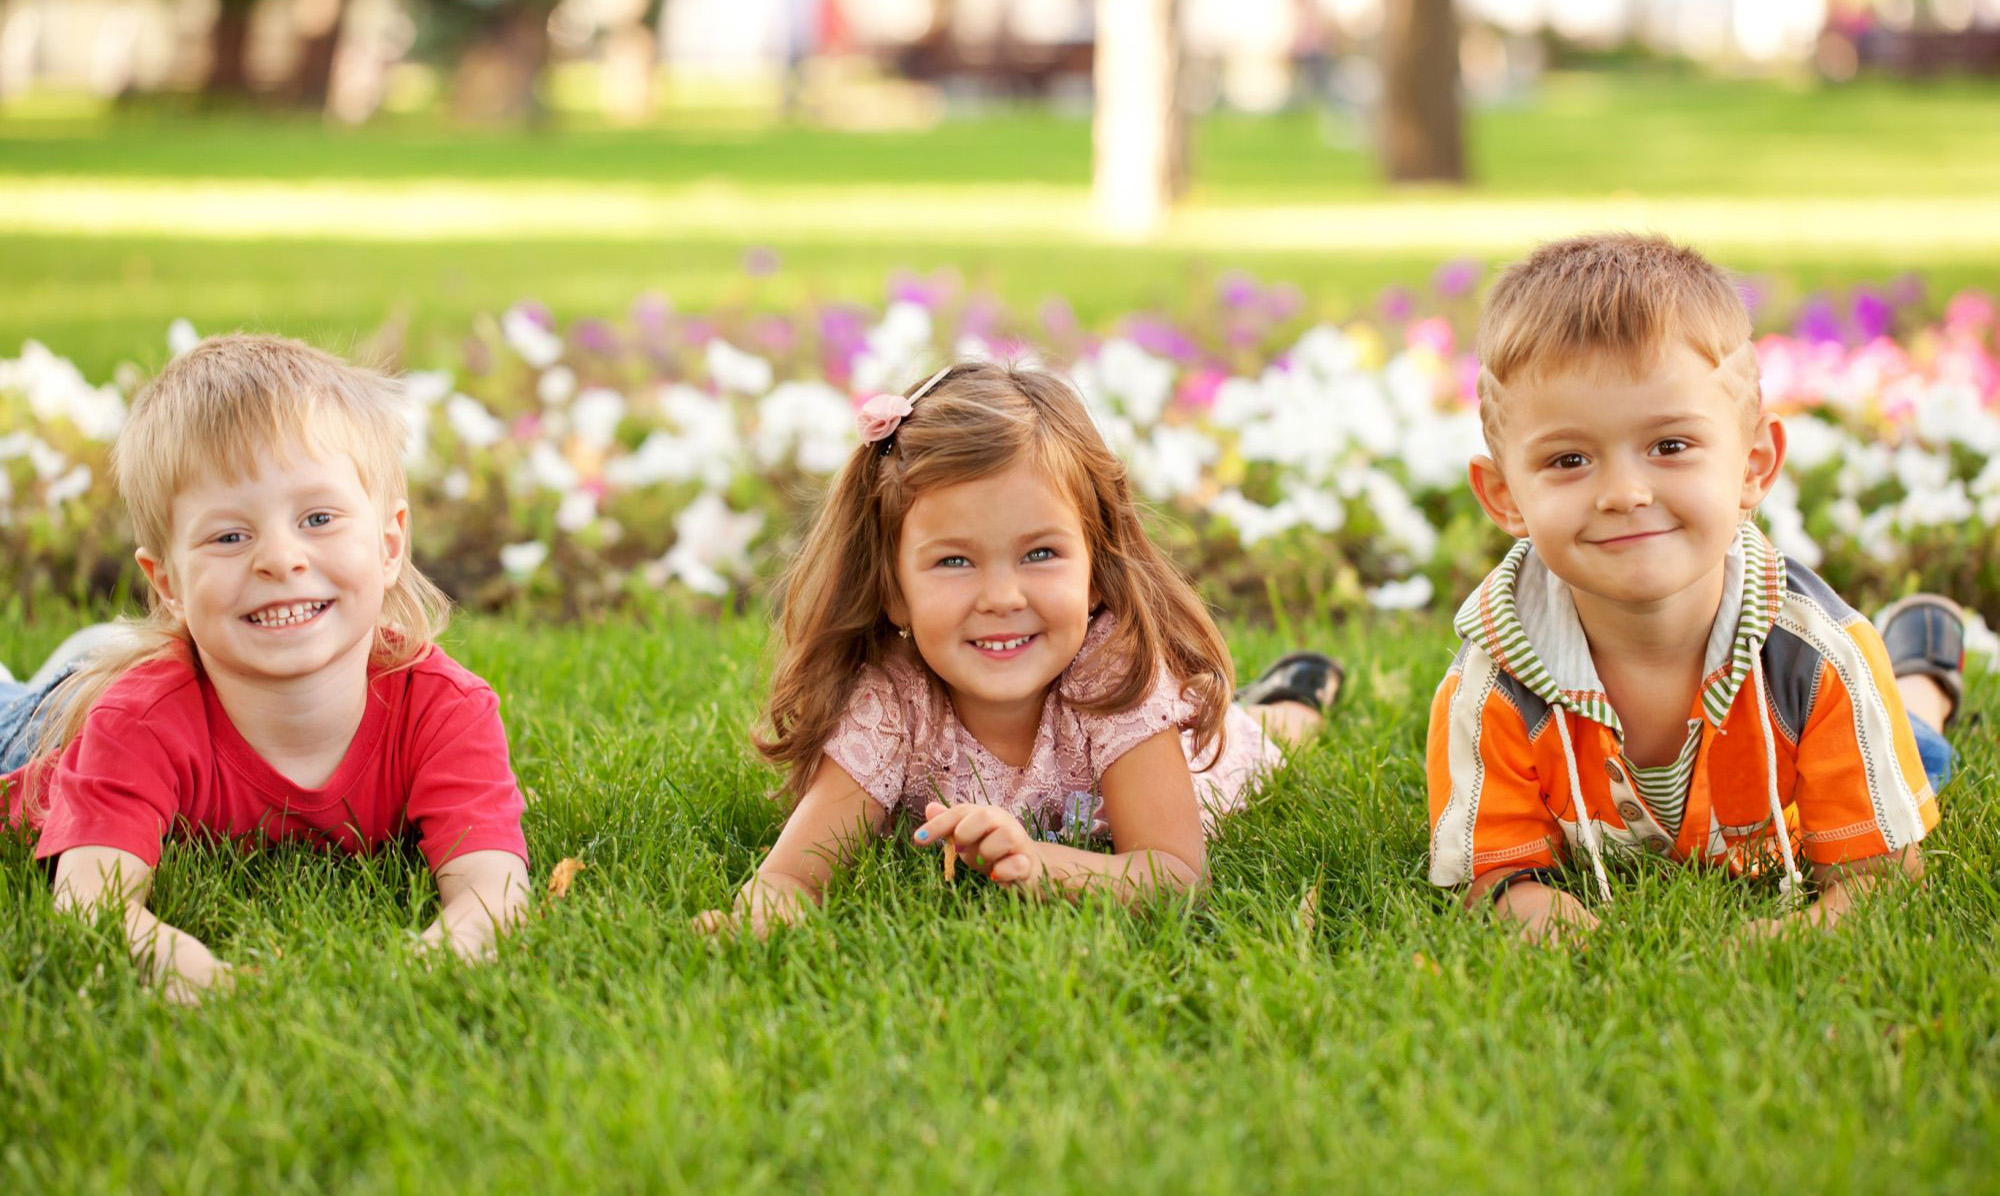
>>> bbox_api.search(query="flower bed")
[6,266,1999,621]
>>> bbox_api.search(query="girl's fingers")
[913,804,966,847]
[989,853,1035,885]
[691,909,732,937]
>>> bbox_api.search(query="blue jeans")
[0,671,67,775]
[1910,712,1955,791]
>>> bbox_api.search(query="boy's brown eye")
[1551,453,1587,470]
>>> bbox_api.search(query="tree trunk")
[451,4,552,125]
[1092,0,1185,240]
[289,0,349,108]
[1381,0,1465,183]
[205,0,259,97]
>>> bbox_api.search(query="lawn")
[5,71,2000,378]
[2,606,1996,1192]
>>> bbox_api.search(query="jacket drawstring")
[1553,707,1615,903]
[1749,652,1806,907]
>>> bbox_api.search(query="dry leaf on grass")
[546,857,586,899]
[943,842,957,882]
[1298,885,1320,935]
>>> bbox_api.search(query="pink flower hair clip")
[857,365,954,453]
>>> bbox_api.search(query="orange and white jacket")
[1426,526,1937,898]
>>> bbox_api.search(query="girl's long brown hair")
[756,360,1234,798]
[22,334,450,815]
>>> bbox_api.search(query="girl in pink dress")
[695,362,1339,937]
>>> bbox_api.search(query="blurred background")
[3,0,1999,618]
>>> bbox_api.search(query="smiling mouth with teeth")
[244,600,332,628]
[970,634,1035,651]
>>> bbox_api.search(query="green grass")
[4,608,1997,1193]
[5,71,2000,379]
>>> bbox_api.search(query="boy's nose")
[253,533,310,577]
[1594,460,1652,512]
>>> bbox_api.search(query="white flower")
[1891,445,1950,497]
[755,381,855,474]
[27,439,66,480]
[442,469,471,500]
[1909,381,2000,454]
[1760,475,1820,568]
[1367,574,1434,611]
[499,540,548,579]
[526,442,579,492]
[1078,339,1175,427]
[850,303,934,396]
[401,402,430,467]
[1399,408,1485,491]
[1129,425,1217,501]
[404,370,454,408]
[706,339,774,395]
[502,306,563,368]
[555,489,598,533]
[537,365,577,406]
[1209,490,1295,546]
[1781,416,1847,472]
[1360,469,1438,564]
[167,319,199,357]
[571,387,626,450]
[654,492,764,596]
[1896,480,1973,529]
[445,394,506,448]
[0,432,31,460]
[45,464,92,508]
[1290,326,1361,380]
[14,341,125,441]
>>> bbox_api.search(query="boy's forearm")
[1802,844,1924,928]
[1031,841,1204,903]
[426,851,531,958]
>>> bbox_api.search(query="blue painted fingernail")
[914,829,928,842]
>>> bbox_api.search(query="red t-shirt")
[4,645,528,872]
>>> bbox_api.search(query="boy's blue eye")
[214,532,245,545]
[304,511,334,528]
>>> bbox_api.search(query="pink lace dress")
[822,614,1283,839]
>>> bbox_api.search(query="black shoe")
[1877,594,1966,730]
[1237,652,1344,713]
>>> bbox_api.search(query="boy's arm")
[1467,868,1600,944]
[693,757,888,937]
[423,849,531,960]
[1745,844,1924,936]
[51,845,231,1004]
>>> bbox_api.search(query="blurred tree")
[1381,0,1465,182]
[412,0,559,123]
[1093,0,1186,238]
[205,0,260,97]
[289,0,352,108]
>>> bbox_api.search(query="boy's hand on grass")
[914,801,1048,889]
[1495,882,1600,946]
[146,939,235,1006]
[692,875,812,940]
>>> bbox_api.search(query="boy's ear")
[381,501,410,585]
[135,547,178,611]
[1741,413,1787,510]
[1468,455,1530,538]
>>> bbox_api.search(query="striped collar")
[1452,523,1786,738]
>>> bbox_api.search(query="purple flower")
[1850,288,1893,342]
[743,246,781,276]
[1432,258,1481,300]
[1794,294,1845,345]
[1377,286,1416,323]
[1889,272,1925,309]
[681,317,717,347]
[1217,270,1260,310]
[1125,315,1198,361]
[572,318,620,355]
[630,292,672,340]
[959,295,1001,340]
[1039,297,1078,339]
[1263,283,1305,323]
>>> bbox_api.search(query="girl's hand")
[915,802,1047,888]
[153,947,235,1007]
[693,875,813,939]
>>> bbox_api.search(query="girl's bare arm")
[423,849,532,960]
[1030,727,1209,901]
[693,756,888,936]
[51,845,231,1003]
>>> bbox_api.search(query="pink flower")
[856,393,915,443]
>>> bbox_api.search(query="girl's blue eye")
[938,555,970,568]
[304,511,334,528]
[214,532,245,545]
[1023,547,1056,563]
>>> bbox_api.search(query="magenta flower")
[1432,259,1481,300]
[744,246,781,276]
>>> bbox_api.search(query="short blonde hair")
[1475,233,1760,451]
[25,334,449,805]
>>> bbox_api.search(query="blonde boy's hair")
[25,334,450,805]
[1475,233,1761,451]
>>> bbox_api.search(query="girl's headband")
[856,365,954,454]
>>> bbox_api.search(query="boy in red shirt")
[2,334,530,1002]
[1428,234,1964,942]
